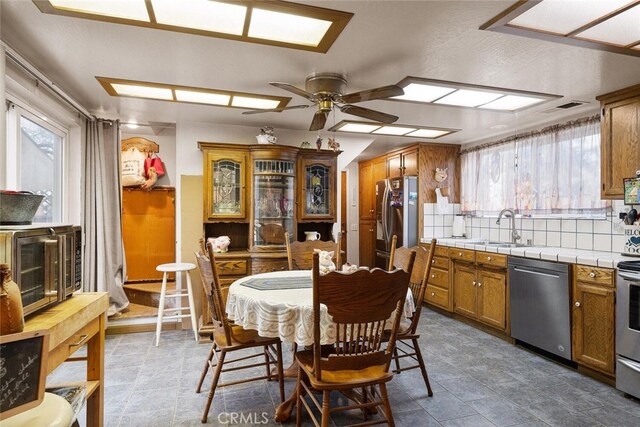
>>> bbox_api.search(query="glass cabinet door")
[299,158,336,221]
[253,160,295,247]
[205,153,246,220]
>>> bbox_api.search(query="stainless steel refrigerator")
[375,176,419,269]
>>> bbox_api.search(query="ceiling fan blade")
[269,82,316,101]
[341,85,404,104]
[309,110,328,131]
[339,104,399,124]
[241,104,310,115]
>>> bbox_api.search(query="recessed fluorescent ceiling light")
[49,0,150,21]
[406,129,450,138]
[151,0,246,35]
[339,123,382,133]
[231,97,281,109]
[248,8,332,46]
[434,89,502,107]
[575,6,640,46]
[479,95,545,111]
[111,83,173,100]
[508,0,633,35]
[372,126,417,136]
[393,83,455,102]
[175,90,230,105]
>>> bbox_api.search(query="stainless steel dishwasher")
[509,257,571,360]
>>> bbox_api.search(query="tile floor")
[49,308,640,426]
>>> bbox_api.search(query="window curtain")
[82,118,129,315]
[461,116,609,216]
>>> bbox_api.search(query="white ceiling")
[3,1,640,159]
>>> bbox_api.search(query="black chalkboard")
[0,330,49,420]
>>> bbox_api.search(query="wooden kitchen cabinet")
[387,147,418,177]
[597,84,640,199]
[202,150,248,221]
[297,152,337,222]
[359,220,376,267]
[359,161,375,220]
[452,250,508,332]
[421,244,452,311]
[572,264,616,376]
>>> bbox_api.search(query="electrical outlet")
[350,224,357,231]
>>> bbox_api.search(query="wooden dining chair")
[294,251,415,427]
[284,231,342,271]
[388,238,437,397]
[387,235,398,271]
[194,244,285,423]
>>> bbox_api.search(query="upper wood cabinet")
[202,149,248,221]
[597,84,640,199]
[297,152,337,222]
[387,148,418,177]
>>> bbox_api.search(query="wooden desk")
[24,293,109,427]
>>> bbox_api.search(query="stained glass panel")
[212,159,242,214]
[305,164,330,215]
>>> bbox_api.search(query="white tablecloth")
[226,270,415,346]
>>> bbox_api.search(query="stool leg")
[155,271,168,347]
[185,270,199,341]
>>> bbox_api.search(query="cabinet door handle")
[487,256,492,261]
[458,252,462,256]
[472,281,476,286]
[431,292,435,296]
[431,274,435,278]
[589,272,596,278]
[575,301,581,307]
[431,259,435,264]
[477,282,482,287]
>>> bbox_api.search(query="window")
[7,103,67,223]
[461,116,610,217]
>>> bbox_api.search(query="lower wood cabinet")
[572,265,616,376]
[453,257,507,332]
[359,220,376,268]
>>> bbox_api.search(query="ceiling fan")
[242,72,404,131]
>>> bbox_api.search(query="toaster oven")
[0,225,82,316]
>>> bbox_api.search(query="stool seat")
[155,262,198,346]
[156,262,196,273]
[3,393,74,427]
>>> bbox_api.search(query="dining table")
[225,269,415,422]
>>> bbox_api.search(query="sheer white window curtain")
[461,116,609,216]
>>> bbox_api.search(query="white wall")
[345,162,360,264]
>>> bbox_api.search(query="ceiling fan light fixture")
[478,95,546,111]
[151,0,246,35]
[49,0,150,21]
[393,83,455,102]
[111,83,173,100]
[372,126,417,136]
[231,96,281,110]
[175,90,230,105]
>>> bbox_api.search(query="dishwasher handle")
[512,266,561,279]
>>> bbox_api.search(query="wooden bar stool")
[155,262,198,346]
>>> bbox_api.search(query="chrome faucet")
[497,209,521,244]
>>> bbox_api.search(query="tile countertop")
[420,237,638,268]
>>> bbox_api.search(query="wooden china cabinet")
[198,142,339,334]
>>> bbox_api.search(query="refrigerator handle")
[382,180,389,247]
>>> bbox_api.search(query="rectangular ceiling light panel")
[434,89,503,107]
[174,90,230,105]
[393,83,455,102]
[394,77,561,111]
[38,1,353,53]
[151,0,246,35]
[329,121,459,139]
[575,5,640,46]
[97,77,289,110]
[49,0,150,21]
[249,8,332,47]
[508,0,633,35]
[111,83,173,100]
[481,0,640,57]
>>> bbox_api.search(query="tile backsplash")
[423,200,631,253]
